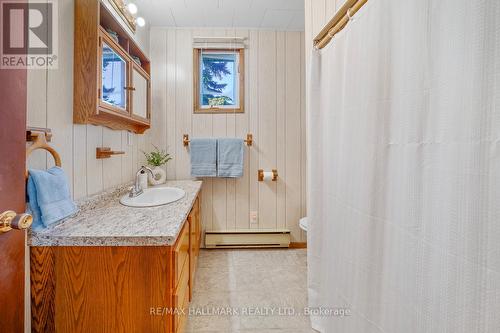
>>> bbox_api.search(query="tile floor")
[185,248,315,333]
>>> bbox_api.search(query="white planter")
[148,166,166,185]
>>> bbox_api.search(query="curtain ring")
[347,8,354,22]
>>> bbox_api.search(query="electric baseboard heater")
[204,229,291,248]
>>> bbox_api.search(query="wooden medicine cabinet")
[74,0,151,134]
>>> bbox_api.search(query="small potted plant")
[142,145,172,185]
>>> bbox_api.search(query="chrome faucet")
[129,166,154,198]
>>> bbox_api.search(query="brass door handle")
[0,211,33,234]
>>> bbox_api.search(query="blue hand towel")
[217,138,244,178]
[190,138,217,177]
[27,167,78,230]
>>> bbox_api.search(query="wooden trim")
[289,242,307,249]
[313,0,368,49]
[129,62,151,123]
[131,60,150,79]
[73,0,100,124]
[86,112,150,134]
[193,48,245,114]
[98,104,130,118]
[98,28,131,115]
[96,147,125,159]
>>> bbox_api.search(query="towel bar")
[27,127,52,142]
[183,133,253,147]
[96,147,126,159]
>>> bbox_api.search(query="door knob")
[0,210,32,234]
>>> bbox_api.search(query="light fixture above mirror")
[108,0,146,32]
[126,3,138,15]
[136,17,145,27]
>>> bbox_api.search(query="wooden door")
[98,29,131,117]
[0,36,28,332]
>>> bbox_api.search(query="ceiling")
[132,0,305,31]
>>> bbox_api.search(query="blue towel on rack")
[27,167,78,231]
[190,138,217,177]
[217,138,244,178]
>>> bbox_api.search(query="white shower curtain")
[307,0,500,332]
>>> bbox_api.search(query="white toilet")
[299,217,308,232]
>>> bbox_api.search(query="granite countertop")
[28,180,202,247]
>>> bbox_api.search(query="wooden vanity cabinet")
[30,196,201,333]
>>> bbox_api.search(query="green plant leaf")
[142,145,172,167]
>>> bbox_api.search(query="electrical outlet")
[249,211,258,224]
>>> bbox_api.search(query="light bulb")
[127,3,138,15]
[136,17,146,27]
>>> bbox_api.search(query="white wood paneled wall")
[150,28,306,242]
[305,0,347,42]
[26,0,151,200]
[305,0,347,111]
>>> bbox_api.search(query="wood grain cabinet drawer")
[173,223,189,290]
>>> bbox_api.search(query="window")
[194,49,244,113]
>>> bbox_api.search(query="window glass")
[199,51,239,109]
[102,42,127,109]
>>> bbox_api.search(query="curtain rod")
[193,37,247,41]
[313,0,368,49]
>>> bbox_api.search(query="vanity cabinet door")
[131,64,150,122]
[173,223,190,290]
[173,222,190,333]
[98,33,130,116]
[173,268,189,333]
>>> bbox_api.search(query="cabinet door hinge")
[98,88,101,99]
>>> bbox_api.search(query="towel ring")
[26,131,62,179]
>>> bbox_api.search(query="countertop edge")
[28,180,202,247]
[28,236,177,247]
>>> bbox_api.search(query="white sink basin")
[120,186,185,207]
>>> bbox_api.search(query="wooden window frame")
[193,48,245,114]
